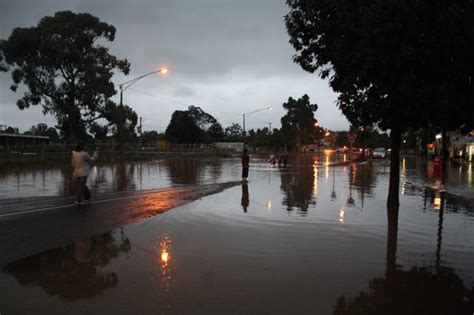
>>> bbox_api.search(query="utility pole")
[138,117,143,152]
[269,122,272,134]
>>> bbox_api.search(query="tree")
[104,104,137,148]
[207,122,224,142]
[90,123,109,143]
[165,106,222,143]
[280,94,318,150]
[26,123,60,142]
[141,130,164,146]
[45,127,60,142]
[285,0,474,206]
[0,11,130,142]
[224,123,243,141]
[5,126,18,134]
[166,110,202,143]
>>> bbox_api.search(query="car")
[372,147,386,158]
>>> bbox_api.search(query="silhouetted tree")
[0,11,130,142]
[224,123,243,141]
[104,104,137,149]
[141,130,165,146]
[166,110,203,143]
[90,123,109,143]
[280,94,318,150]
[285,0,474,207]
[165,106,223,143]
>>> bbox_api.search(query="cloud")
[0,0,349,133]
[172,86,197,97]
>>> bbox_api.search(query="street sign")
[347,133,357,145]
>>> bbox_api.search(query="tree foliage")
[104,104,137,146]
[165,106,224,143]
[280,94,318,149]
[0,11,131,142]
[286,0,474,133]
[24,123,60,142]
[285,0,474,205]
[224,123,243,141]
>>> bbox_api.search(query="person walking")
[241,149,249,182]
[71,143,98,205]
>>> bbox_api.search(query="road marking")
[0,192,163,219]
[0,182,238,219]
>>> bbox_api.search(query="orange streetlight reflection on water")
[161,251,169,263]
[158,235,172,267]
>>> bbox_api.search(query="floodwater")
[0,154,473,314]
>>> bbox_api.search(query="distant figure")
[71,143,98,205]
[241,183,249,213]
[241,149,250,182]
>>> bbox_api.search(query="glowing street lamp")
[119,67,168,107]
[118,67,168,151]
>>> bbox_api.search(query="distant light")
[325,132,330,136]
[403,140,407,143]
[435,134,442,139]
[160,68,168,74]
[267,107,272,111]
[161,251,169,263]
[434,197,441,210]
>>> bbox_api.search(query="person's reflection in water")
[3,232,130,301]
[241,183,249,213]
[333,202,474,315]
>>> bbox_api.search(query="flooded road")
[0,154,473,314]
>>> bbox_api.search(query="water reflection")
[333,197,474,315]
[333,266,474,314]
[157,234,173,292]
[347,164,355,206]
[163,158,223,185]
[351,162,377,206]
[424,187,474,214]
[331,164,337,200]
[114,162,137,191]
[280,156,315,214]
[241,184,249,213]
[3,232,130,301]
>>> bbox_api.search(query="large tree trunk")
[387,127,401,207]
[386,203,399,278]
[441,129,449,184]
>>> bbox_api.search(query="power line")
[127,87,242,117]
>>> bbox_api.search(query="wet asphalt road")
[0,181,240,266]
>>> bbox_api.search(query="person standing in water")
[241,149,249,182]
[71,143,98,205]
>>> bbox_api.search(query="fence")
[0,142,241,163]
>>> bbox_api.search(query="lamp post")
[242,107,272,148]
[119,68,168,107]
[118,67,168,151]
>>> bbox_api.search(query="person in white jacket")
[71,143,98,205]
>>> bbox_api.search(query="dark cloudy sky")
[0,0,349,133]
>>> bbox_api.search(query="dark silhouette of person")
[241,183,249,213]
[241,149,250,182]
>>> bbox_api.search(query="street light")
[119,67,168,107]
[242,107,272,147]
[118,67,168,151]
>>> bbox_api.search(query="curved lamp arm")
[119,68,168,106]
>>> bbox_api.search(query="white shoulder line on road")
[0,193,155,219]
